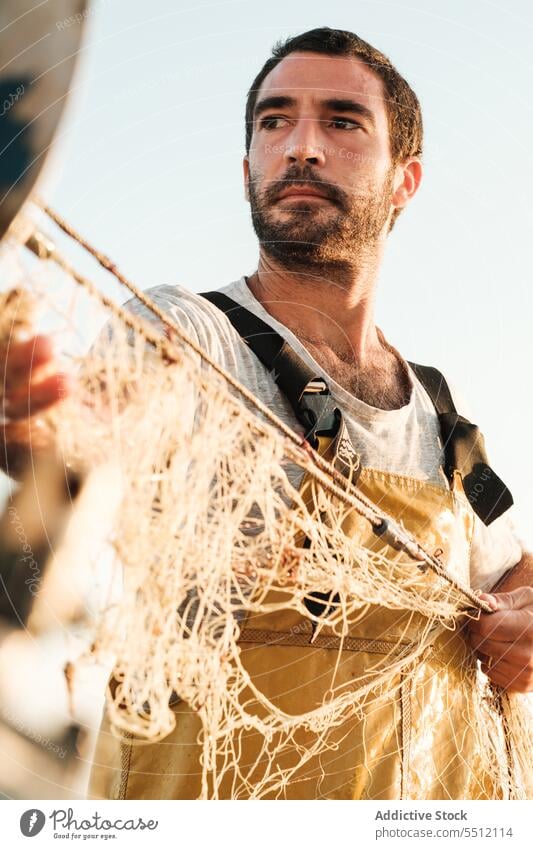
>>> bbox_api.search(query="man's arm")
[468,552,533,692]
[489,551,533,594]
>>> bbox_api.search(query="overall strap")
[201,291,340,446]
[408,363,513,525]
[201,291,356,623]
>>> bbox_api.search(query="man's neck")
[246,248,412,410]
[246,248,384,364]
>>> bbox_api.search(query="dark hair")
[245,27,423,227]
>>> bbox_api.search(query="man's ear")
[391,158,423,212]
[243,156,250,202]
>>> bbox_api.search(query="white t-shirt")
[127,276,522,591]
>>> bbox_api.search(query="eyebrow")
[322,99,376,126]
[253,95,376,127]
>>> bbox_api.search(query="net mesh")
[0,209,531,799]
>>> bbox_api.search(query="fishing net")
[0,204,531,799]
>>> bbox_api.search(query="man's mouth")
[275,183,333,203]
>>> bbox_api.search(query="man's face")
[244,52,401,270]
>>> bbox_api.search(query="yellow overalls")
[88,423,513,800]
[89,290,523,799]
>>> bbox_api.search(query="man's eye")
[259,116,288,130]
[329,118,362,130]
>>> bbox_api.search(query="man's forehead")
[257,52,386,105]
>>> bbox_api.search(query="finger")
[0,416,52,476]
[2,373,71,420]
[468,608,532,642]
[471,639,532,670]
[479,588,533,612]
[0,336,55,389]
[469,635,517,660]
[480,658,533,692]
[1,415,50,447]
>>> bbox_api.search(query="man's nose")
[283,120,326,167]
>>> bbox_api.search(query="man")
[1,28,532,798]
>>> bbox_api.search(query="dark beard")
[248,163,394,272]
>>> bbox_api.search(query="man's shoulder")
[125,282,236,322]
[408,360,475,422]
[125,283,240,332]
[124,281,246,352]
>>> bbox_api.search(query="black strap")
[201,291,339,444]
[409,363,513,525]
[201,292,513,526]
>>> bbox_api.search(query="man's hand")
[0,336,70,478]
[468,587,533,692]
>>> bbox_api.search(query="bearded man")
[2,27,532,799]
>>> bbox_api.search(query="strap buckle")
[299,380,340,445]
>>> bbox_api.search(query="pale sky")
[6,0,533,538]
